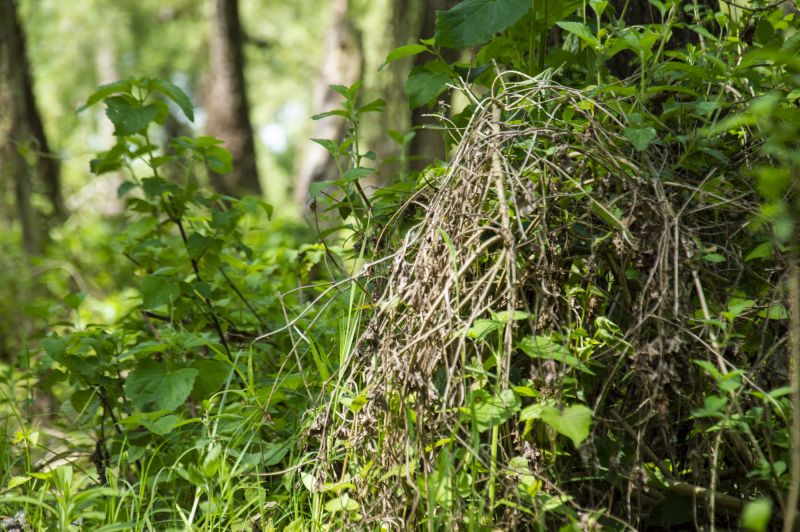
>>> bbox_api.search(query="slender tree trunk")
[0,0,53,255]
[205,0,261,197]
[408,0,458,172]
[294,0,362,208]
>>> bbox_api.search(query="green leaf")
[518,336,595,375]
[556,21,599,47]
[125,361,198,412]
[105,96,160,137]
[205,146,232,174]
[311,138,339,156]
[435,0,531,49]
[623,126,657,151]
[745,242,772,261]
[382,44,428,69]
[521,404,592,447]
[140,274,180,310]
[7,476,30,489]
[148,78,194,122]
[309,180,336,198]
[741,498,772,532]
[341,167,375,182]
[189,359,229,400]
[467,319,503,340]
[325,493,360,513]
[405,65,451,109]
[358,98,387,114]
[465,389,520,432]
[141,414,181,436]
[79,79,132,112]
[702,253,726,263]
[543,405,592,447]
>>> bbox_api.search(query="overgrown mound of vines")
[312,72,791,529]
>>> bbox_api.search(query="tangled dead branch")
[310,72,788,529]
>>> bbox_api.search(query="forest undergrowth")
[2,0,800,530]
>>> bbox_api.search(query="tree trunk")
[408,0,459,172]
[205,0,261,197]
[0,0,55,255]
[294,0,362,208]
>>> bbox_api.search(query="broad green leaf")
[692,394,727,417]
[556,21,599,47]
[623,126,657,151]
[7,476,30,489]
[105,96,160,137]
[541,404,592,447]
[745,242,772,261]
[140,274,180,310]
[435,0,530,49]
[467,319,503,340]
[125,361,198,412]
[309,180,336,198]
[741,498,772,532]
[341,167,375,182]
[405,65,451,109]
[465,389,520,432]
[759,304,789,320]
[311,109,349,120]
[311,138,339,156]
[324,493,360,513]
[358,98,387,114]
[205,146,232,174]
[382,44,428,69]
[519,404,592,448]
[141,414,181,436]
[518,336,595,375]
[79,79,132,112]
[522,404,592,447]
[189,359,229,400]
[702,253,726,263]
[148,78,195,121]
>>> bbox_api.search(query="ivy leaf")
[105,96,160,137]
[623,126,657,151]
[125,361,198,412]
[435,0,530,49]
[405,63,451,109]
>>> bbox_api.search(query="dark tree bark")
[294,0,363,208]
[0,0,63,253]
[205,0,261,197]
[1,0,65,255]
[407,0,458,172]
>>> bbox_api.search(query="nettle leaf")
[125,360,199,412]
[435,0,531,49]
[465,389,520,432]
[140,274,180,310]
[190,359,229,400]
[105,96,160,137]
[623,126,657,151]
[148,78,194,122]
[405,62,451,109]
